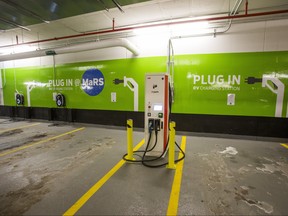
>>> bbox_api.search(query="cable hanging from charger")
[122,122,185,168]
[122,76,185,168]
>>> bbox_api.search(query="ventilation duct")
[0,38,139,61]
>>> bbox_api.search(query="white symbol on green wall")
[74,79,81,87]
[113,76,139,111]
[245,74,287,118]
[191,74,241,91]
[24,81,46,107]
[0,70,4,105]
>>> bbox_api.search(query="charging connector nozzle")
[245,77,262,84]
[154,119,160,133]
[148,119,154,133]
[113,78,124,85]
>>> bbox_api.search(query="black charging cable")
[122,122,185,168]
[122,83,185,168]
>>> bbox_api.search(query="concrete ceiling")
[0,0,288,48]
[0,0,151,30]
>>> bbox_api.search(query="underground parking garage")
[0,0,288,215]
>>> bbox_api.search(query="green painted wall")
[1,51,288,118]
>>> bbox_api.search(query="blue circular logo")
[81,68,105,96]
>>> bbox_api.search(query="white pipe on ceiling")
[0,38,139,62]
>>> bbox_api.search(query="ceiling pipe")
[231,0,243,15]
[0,38,139,61]
[112,0,124,13]
[0,17,31,31]
[0,9,288,49]
[245,0,249,15]
[97,0,109,12]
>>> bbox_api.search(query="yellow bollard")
[126,119,135,160]
[166,121,176,169]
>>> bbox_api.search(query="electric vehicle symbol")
[113,76,139,111]
[245,74,287,117]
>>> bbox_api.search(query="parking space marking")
[166,136,186,216]
[0,127,85,157]
[63,139,145,216]
[0,123,41,133]
[281,143,288,149]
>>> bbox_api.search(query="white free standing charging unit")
[144,73,170,156]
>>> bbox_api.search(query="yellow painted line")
[0,122,41,133]
[281,143,288,149]
[63,139,145,216]
[0,127,85,157]
[166,136,186,216]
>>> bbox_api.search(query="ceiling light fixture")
[133,20,209,36]
[0,45,36,55]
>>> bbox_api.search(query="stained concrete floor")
[0,117,287,215]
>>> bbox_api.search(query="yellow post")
[126,119,135,160]
[166,121,176,169]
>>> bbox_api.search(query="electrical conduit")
[0,38,139,61]
[0,70,4,105]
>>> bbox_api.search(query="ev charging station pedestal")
[123,73,185,168]
[145,73,170,157]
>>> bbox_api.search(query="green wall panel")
[1,51,287,118]
[172,52,288,117]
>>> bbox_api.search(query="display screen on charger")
[153,104,163,111]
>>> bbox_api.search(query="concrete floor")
[0,117,287,215]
